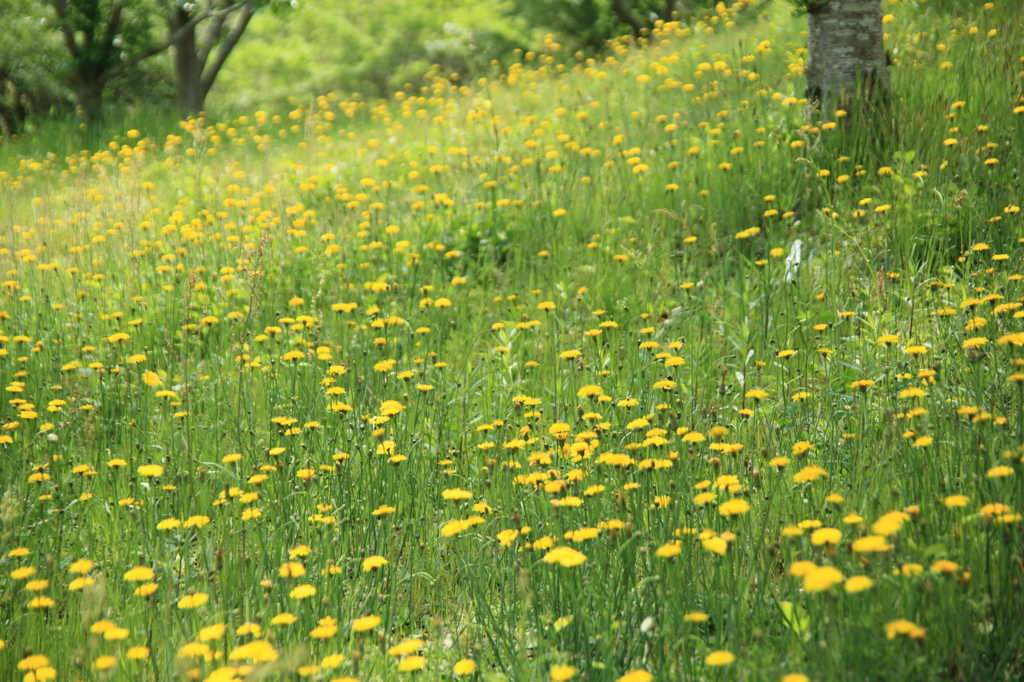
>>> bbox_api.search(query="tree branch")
[198,0,237,62]
[101,3,242,83]
[51,0,80,58]
[201,3,253,99]
[662,0,676,22]
[612,0,644,37]
[103,0,123,48]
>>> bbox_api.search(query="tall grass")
[0,2,1022,681]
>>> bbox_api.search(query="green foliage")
[509,0,725,52]
[215,0,536,109]
[0,0,66,134]
[55,0,161,73]
[216,0,738,111]
[786,0,829,16]
[511,0,612,50]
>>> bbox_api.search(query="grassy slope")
[0,2,1023,681]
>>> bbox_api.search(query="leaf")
[904,150,916,164]
[483,674,509,682]
[397,572,437,585]
[553,614,573,632]
[779,600,811,642]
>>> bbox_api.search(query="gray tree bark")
[805,0,889,119]
[171,8,205,118]
[171,2,254,118]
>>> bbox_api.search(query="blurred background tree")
[1,0,65,135]
[169,0,292,118]
[214,0,531,109]
[48,0,185,123]
[2,0,724,131]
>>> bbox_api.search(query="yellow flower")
[497,529,520,546]
[901,563,924,577]
[543,546,587,567]
[178,642,211,658]
[871,510,909,535]
[701,536,727,555]
[441,516,486,537]
[103,627,130,641]
[18,655,51,671]
[803,566,844,592]
[352,615,381,632]
[398,655,426,672]
[137,464,164,477]
[69,559,94,574]
[617,670,654,682]
[279,561,306,578]
[200,623,227,641]
[134,582,158,597]
[718,498,750,517]
[454,659,478,675]
[229,640,278,662]
[704,651,735,666]
[550,665,577,681]
[388,639,424,656]
[793,466,828,483]
[885,619,921,639]
[27,596,55,609]
[844,576,874,593]
[310,617,339,639]
[126,646,151,660]
[289,584,316,599]
[851,535,892,553]
[322,653,346,668]
[655,542,681,558]
[124,566,155,582]
[811,527,841,545]
[177,592,209,609]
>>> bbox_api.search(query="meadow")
[1,1,1023,681]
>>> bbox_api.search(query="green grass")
[0,2,1022,681]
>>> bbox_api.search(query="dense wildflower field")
[2,1,1024,681]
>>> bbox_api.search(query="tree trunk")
[172,7,205,118]
[200,5,254,106]
[74,78,104,125]
[805,0,889,120]
[171,3,254,118]
[662,0,676,22]
[612,0,644,37]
